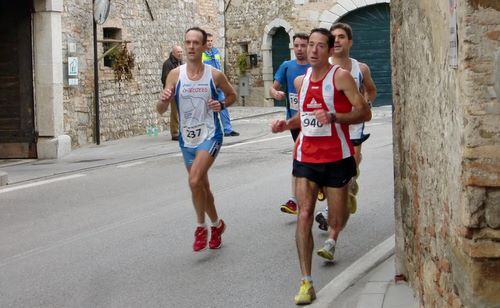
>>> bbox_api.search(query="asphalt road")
[0,112,394,307]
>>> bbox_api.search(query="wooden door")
[0,1,36,158]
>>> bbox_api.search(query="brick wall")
[392,0,500,307]
[61,0,222,147]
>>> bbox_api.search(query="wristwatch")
[219,101,225,110]
[329,112,337,123]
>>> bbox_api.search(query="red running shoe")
[280,200,298,215]
[209,219,226,249]
[193,226,208,252]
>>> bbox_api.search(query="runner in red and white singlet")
[294,65,354,163]
[270,28,371,305]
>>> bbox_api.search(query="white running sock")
[326,239,336,246]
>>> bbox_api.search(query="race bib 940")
[301,112,331,137]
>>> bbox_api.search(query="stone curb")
[308,234,395,307]
[0,171,8,186]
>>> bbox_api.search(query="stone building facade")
[224,0,392,107]
[0,0,223,159]
[62,0,223,149]
[392,0,500,307]
[1,0,390,158]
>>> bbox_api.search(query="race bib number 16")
[301,112,331,137]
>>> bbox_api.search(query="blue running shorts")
[180,138,222,166]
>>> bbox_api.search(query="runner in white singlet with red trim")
[315,22,378,231]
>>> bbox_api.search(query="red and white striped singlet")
[294,65,354,163]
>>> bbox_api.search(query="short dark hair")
[310,28,334,48]
[185,27,208,44]
[293,33,309,42]
[207,33,214,37]
[330,22,353,40]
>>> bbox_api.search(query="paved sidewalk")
[309,235,418,308]
[0,107,285,184]
[0,105,419,307]
[323,254,419,308]
[328,255,419,308]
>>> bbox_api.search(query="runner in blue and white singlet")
[175,63,224,149]
[157,27,237,253]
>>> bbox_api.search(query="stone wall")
[224,0,338,107]
[392,0,500,307]
[61,0,222,147]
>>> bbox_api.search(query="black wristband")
[329,112,336,123]
[219,101,225,110]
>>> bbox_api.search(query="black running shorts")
[292,156,357,188]
[290,128,300,142]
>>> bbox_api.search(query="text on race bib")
[182,123,208,146]
[289,93,299,111]
[300,112,332,137]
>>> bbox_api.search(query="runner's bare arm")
[270,80,286,101]
[359,62,377,105]
[157,68,180,115]
[213,69,237,107]
[270,75,304,133]
[332,68,371,124]
[271,113,300,133]
[293,75,304,99]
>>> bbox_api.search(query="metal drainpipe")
[92,2,100,145]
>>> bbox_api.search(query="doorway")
[339,4,392,106]
[272,27,290,107]
[0,1,36,158]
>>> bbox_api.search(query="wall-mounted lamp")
[249,53,258,68]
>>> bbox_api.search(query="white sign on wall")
[68,57,79,76]
[449,0,458,69]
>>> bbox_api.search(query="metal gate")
[0,1,36,158]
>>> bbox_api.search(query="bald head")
[171,45,183,60]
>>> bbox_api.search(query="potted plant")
[110,43,135,83]
[236,53,249,75]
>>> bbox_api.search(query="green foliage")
[237,53,248,75]
[111,44,135,83]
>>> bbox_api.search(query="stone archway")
[261,18,294,106]
[318,0,391,27]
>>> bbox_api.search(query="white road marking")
[223,135,289,149]
[365,122,385,127]
[0,174,86,194]
[117,161,145,168]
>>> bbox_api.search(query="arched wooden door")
[339,4,392,106]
